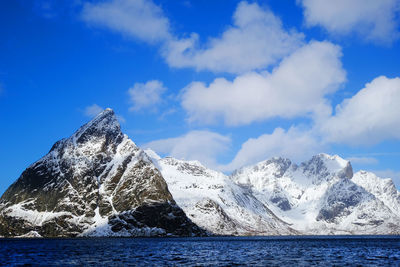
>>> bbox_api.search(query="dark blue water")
[1,236,400,266]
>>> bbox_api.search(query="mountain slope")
[0,109,203,237]
[230,154,400,234]
[145,151,298,236]
[1,109,399,237]
[352,170,400,216]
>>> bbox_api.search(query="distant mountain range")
[1,109,399,237]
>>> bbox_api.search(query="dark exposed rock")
[109,202,205,236]
[316,179,371,223]
[270,196,291,211]
[300,154,353,185]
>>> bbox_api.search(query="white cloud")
[181,41,346,126]
[128,80,167,111]
[142,130,231,169]
[346,157,378,165]
[155,76,400,171]
[81,0,171,44]
[298,0,400,44]
[319,76,400,145]
[163,1,304,73]
[84,104,104,117]
[143,126,323,172]
[81,1,304,73]
[220,127,322,172]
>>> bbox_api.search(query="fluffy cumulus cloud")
[84,104,104,117]
[81,0,303,73]
[143,127,323,172]
[181,41,346,126]
[81,0,171,44]
[142,130,231,168]
[298,0,400,44]
[128,80,166,111]
[319,76,400,145]
[163,1,304,73]
[220,127,322,171]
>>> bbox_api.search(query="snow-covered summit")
[232,157,292,179]
[230,154,400,234]
[300,153,353,182]
[352,170,400,216]
[231,154,352,193]
[73,108,121,142]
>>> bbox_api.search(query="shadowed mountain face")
[0,109,203,237]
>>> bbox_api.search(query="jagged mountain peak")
[257,156,292,170]
[230,154,400,234]
[163,157,205,168]
[353,171,399,200]
[231,153,353,184]
[356,170,394,185]
[302,153,349,170]
[160,157,220,179]
[300,153,353,180]
[72,108,121,145]
[231,157,292,180]
[0,110,204,237]
[352,170,400,215]
[144,150,208,171]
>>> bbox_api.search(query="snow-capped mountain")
[352,171,400,216]
[145,151,298,236]
[230,154,400,234]
[0,109,203,237]
[1,108,399,237]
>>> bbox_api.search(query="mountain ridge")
[1,108,399,237]
[144,148,400,235]
[228,153,400,234]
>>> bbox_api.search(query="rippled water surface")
[1,236,400,266]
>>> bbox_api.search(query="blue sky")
[1,0,400,194]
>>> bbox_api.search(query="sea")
[1,236,399,266]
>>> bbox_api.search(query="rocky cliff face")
[0,109,203,237]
